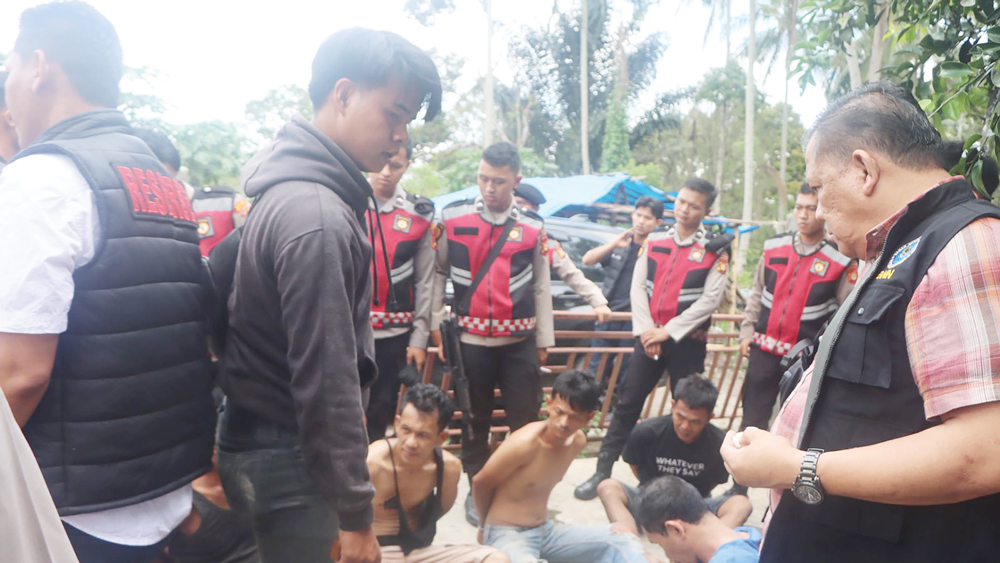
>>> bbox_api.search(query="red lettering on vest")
[116,166,146,213]
[145,170,171,216]
[156,173,180,219]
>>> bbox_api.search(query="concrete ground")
[434,454,768,562]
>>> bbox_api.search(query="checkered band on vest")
[370,311,416,328]
[456,315,537,334]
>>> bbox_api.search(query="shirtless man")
[369,384,508,563]
[472,371,649,563]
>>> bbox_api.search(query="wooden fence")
[403,311,746,450]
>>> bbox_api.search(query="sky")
[0,0,828,133]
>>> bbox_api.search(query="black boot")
[464,493,479,527]
[574,454,615,500]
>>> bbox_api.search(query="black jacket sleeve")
[273,211,375,531]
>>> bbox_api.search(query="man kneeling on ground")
[597,375,752,534]
[635,476,761,563]
[472,371,650,563]
[370,384,509,563]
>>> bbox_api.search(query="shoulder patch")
[233,196,251,217]
[846,264,859,284]
[431,222,444,250]
[716,252,729,274]
[887,237,921,269]
[638,242,647,257]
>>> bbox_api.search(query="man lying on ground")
[597,375,751,535]
[472,371,650,563]
[635,476,760,563]
[369,384,508,563]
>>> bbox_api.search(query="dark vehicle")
[544,215,623,314]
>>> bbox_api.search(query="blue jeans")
[216,404,338,563]
[483,521,647,563]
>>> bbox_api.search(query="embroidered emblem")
[887,237,921,269]
[509,227,523,242]
[716,254,729,274]
[810,258,829,276]
[393,215,412,234]
[689,248,706,263]
[638,242,646,257]
[876,269,895,281]
[197,217,213,238]
[431,223,443,250]
[846,265,859,284]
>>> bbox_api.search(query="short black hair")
[673,375,718,413]
[939,139,999,197]
[680,177,718,208]
[401,383,455,432]
[552,370,600,413]
[309,28,442,122]
[482,141,521,175]
[132,127,181,172]
[634,195,664,219]
[634,476,709,535]
[806,80,942,171]
[14,1,123,108]
[799,181,816,196]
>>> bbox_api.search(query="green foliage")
[601,90,632,172]
[244,85,312,144]
[118,66,170,130]
[173,121,251,188]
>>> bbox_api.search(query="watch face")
[793,483,824,505]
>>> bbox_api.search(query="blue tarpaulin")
[429,173,754,234]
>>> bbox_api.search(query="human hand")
[614,229,635,248]
[406,347,427,371]
[720,427,802,489]
[338,527,381,563]
[430,330,446,362]
[537,348,549,365]
[594,305,612,324]
[643,341,661,359]
[740,338,752,358]
[640,328,670,347]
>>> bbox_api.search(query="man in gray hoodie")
[217,28,441,563]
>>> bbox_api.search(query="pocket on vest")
[826,284,904,390]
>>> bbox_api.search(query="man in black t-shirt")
[596,375,752,535]
[581,196,663,382]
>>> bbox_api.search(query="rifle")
[440,317,474,440]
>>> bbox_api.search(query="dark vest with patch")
[762,179,1000,562]
[16,110,215,515]
[643,227,731,342]
[442,199,544,337]
[753,233,852,356]
[601,245,634,303]
[366,190,434,329]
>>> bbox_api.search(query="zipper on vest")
[655,239,682,323]
[776,252,803,346]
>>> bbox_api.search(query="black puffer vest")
[17,110,215,515]
[763,180,1000,562]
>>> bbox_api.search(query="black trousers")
[739,345,785,431]
[366,333,410,441]
[597,339,706,466]
[460,338,542,478]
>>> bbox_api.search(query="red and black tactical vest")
[366,190,434,329]
[644,228,731,341]
[442,199,544,337]
[191,186,242,257]
[752,233,853,356]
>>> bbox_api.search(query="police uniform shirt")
[630,226,729,339]
[431,196,555,348]
[370,184,435,349]
[0,153,193,546]
[549,240,609,309]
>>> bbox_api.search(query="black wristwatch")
[792,448,825,505]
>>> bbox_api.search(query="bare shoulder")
[442,449,463,475]
[367,439,391,470]
[571,430,588,453]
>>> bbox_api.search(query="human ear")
[853,149,881,197]
[331,78,357,116]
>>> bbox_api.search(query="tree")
[118,66,170,131]
[173,121,251,188]
[244,85,312,144]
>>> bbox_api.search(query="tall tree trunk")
[581,0,591,174]
[483,0,495,147]
[739,0,756,275]
[845,41,863,90]
[714,0,731,214]
[869,4,888,82]
[778,0,799,220]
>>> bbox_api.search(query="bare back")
[483,421,587,528]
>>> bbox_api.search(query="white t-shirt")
[0,153,192,546]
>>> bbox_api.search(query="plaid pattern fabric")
[764,183,1000,540]
[369,311,414,328]
[457,315,536,335]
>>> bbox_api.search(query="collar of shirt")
[474,195,518,226]
[668,225,707,247]
[371,184,406,213]
[863,175,965,262]
[793,232,826,255]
